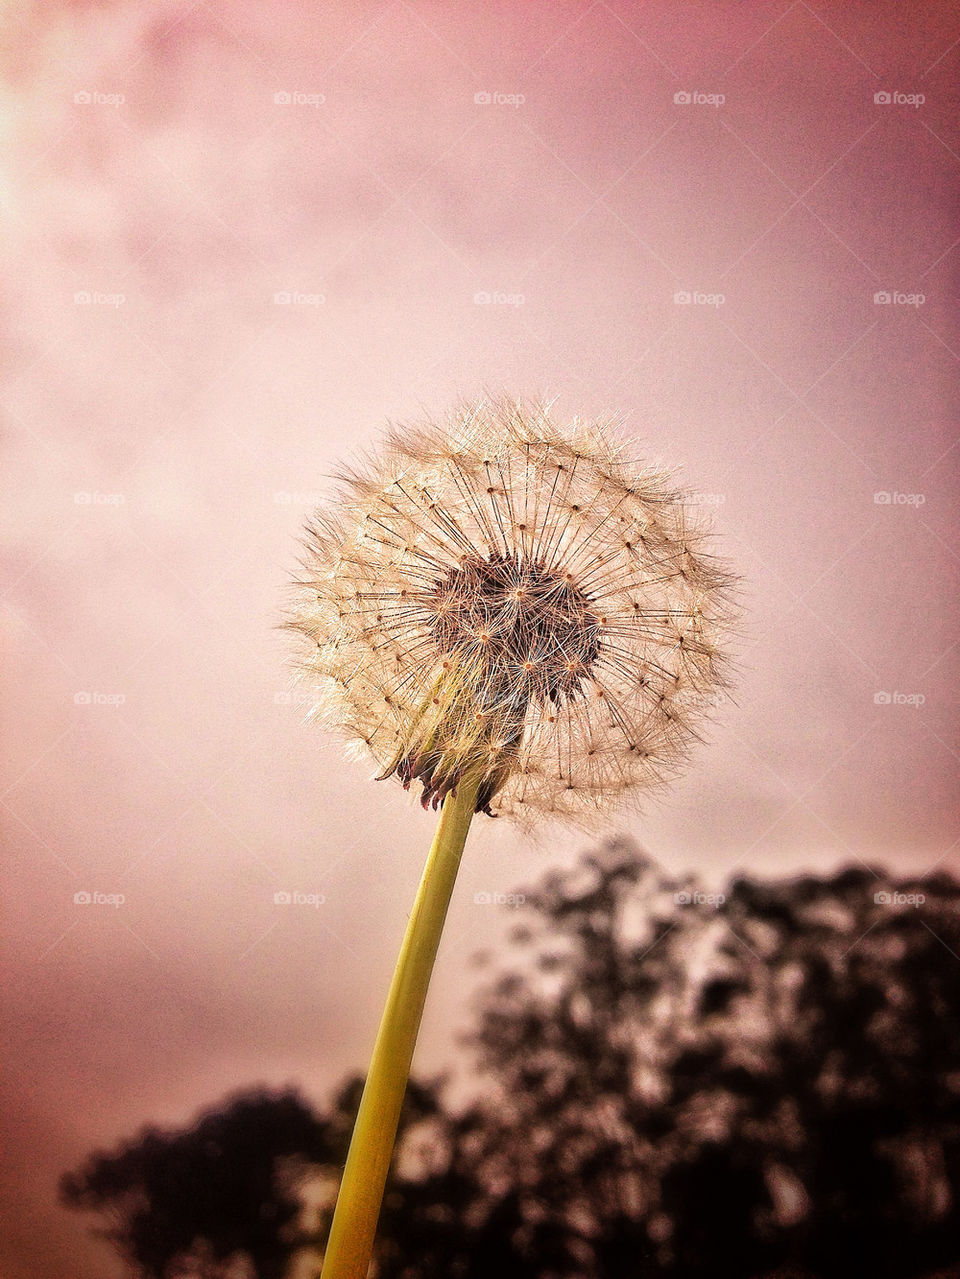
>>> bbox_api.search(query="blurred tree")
[60,1078,444,1278]
[381,842,960,1278]
[62,845,960,1278]
[60,1085,332,1278]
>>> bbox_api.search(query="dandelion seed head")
[285,397,739,825]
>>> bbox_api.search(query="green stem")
[319,776,479,1279]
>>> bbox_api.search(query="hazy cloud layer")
[2,3,958,1275]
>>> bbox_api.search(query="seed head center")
[431,553,600,705]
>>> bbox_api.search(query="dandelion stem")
[319,774,480,1279]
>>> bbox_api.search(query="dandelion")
[284,397,738,1278]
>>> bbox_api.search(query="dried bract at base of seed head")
[285,397,739,825]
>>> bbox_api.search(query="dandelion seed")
[286,396,738,824]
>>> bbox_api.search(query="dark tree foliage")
[62,844,960,1279]
[60,1086,331,1278]
[59,1079,442,1279]
[381,843,960,1279]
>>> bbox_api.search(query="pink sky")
[2,3,959,1275]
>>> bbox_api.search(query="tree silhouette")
[60,1086,334,1278]
[62,844,960,1279]
[376,843,960,1278]
[59,1080,442,1278]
